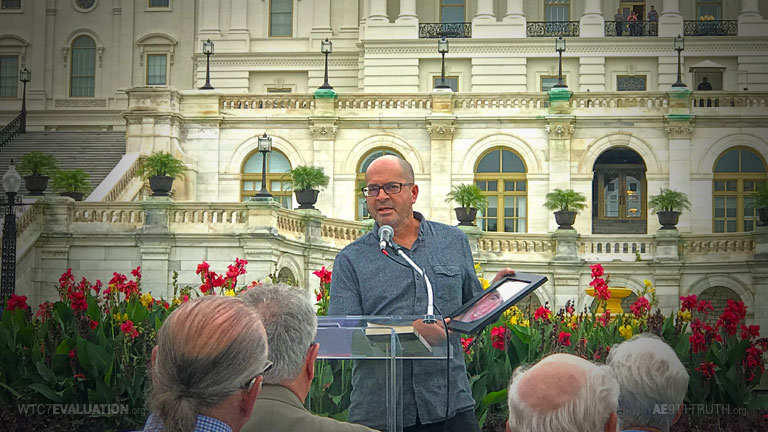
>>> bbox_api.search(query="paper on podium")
[365,322,433,354]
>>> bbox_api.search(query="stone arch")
[0,34,29,47]
[696,133,768,175]
[276,254,303,288]
[686,274,754,311]
[136,33,178,46]
[343,134,424,175]
[577,133,661,175]
[463,133,542,175]
[64,28,104,49]
[228,134,305,174]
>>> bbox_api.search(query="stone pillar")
[739,0,767,37]
[142,196,171,233]
[545,116,575,232]
[312,0,333,37]
[474,0,495,22]
[501,0,526,37]
[124,87,183,154]
[200,0,221,34]
[139,243,172,298]
[659,0,683,38]
[579,57,606,91]
[504,0,523,21]
[750,245,768,339]
[658,55,684,90]
[652,263,683,314]
[756,226,768,260]
[230,0,249,34]
[552,263,582,311]
[397,0,418,22]
[664,117,694,233]
[341,0,360,33]
[580,0,604,37]
[426,116,456,225]
[368,0,388,22]
[553,230,579,262]
[309,117,338,216]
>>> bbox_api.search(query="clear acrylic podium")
[311,315,451,432]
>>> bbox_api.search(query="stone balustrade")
[681,233,756,255]
[335,94,432,110]
[580,235,655,261]
[220,95,315,111]
[689,91,768,109]
[570,92,669,110]
[453,94,548,111]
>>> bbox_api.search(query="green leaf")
[35,361,55,383]
[0,381,21,399]
[28,383,64,403]
[55,340,72,356]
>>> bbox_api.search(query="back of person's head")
[507,353,619,432]
[150,296,269,432]
[607,333,689,432]
[241,283,318,384]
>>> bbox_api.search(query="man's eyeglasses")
[361,182,413,197]
[243,360,274,393]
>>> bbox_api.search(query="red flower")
[590,264,604,278]
[597,310,612,327]
[695,362,716,380]
[690,331,707,354]
[461,337,474,353]
[131,266,142,279]
[36,302,53,322]
[196,262,210,275]
[92,280,102,295]
[59,268,74,288]
[680,295,698,312]
[630,297,650,318]
[697,300,714,314]
[558,331,572,346]
[590,277,611,301]
[316,291,323,301]
[740,325,761,341]
[89,319,99,330]
[717,299,747,336]
[313,266,332,285]
[491,326,506,351]
[120,320,139,339]
[73,373,86,379]
[6,294,29,311]
[534,306,551,320]
[69,291,88,312]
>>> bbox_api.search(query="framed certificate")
[446,272,547,335]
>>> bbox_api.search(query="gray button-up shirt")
[329,213,482,429]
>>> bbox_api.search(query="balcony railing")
[604,21,658,37]
[418,22,472,39]
[526,21,580,37]
[684,20,738,36]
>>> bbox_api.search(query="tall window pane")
[70,36,96,97]
[0,56,18,97]
[270,0,293,37]
[545,0,570,21]
[149,0,170,7]
[1,0,21,9]
[147,54,166,85]
[713,147,767,232]
[697,0,722,20]
[241,149,292,207]
[441,0,465,23]
[475,148,527,232]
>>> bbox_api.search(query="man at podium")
[330,156,513,432]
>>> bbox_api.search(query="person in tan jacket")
[241,283,378,432]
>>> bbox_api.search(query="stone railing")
[580,235,655,261]
[418,22,472,39]
[320,218,367,243]
[88,153,143,202]
[570,92,669,110]
[72,203,146,226]
[526,21,580,37]
[681,233,755,255]
[684,20,738,37]
[16,201,42,238]
[336,94,432,110]
[170,203,248,225]
[453,94,548,110]
[690,92,768,109]
[476,232,555,257]
[220,95,315,111]
[604,21,658,37]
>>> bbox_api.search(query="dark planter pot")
[295,189,320,209]
[554,210,577,229]
[657,211,681,230]
[60,191,84,201]
[149,175,174,197]
[758,207,768,227]
[23,175,49,195]
[454,207,478,226]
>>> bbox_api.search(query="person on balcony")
[615,8,625,36]
[241,283,377,432]
[506,353,619,432]
[697,76,713,91]
[647,6,658,36]
[607,334,689,432]
[628,11,639,36]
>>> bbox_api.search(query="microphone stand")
[381,241,436,324]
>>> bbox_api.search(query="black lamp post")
[435,37,450,89]
[253,133,273,199]
[19,68,30,133]
[319,38,333,90]
[1,162,22,304]
[671,35,687,88]
[200,39,214,90]
[553,37,567,89]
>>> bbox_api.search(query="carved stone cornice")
[665,118,694,138]
[309,119,338,140]
[426,119,456,140]
[545,119,575,139]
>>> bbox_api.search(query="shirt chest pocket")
[431,264,462,311]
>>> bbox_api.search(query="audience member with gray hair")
[241,283,376,432]
[607,333,689,432]
[141,295,270,432]
[506,353,619,432]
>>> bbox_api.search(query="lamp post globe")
[1,162,22,302]
[319,38,333,90]
[553,37,568,89]
[672,35,687,88]
[435,37,451,90]
[254,132,273,199]
[200,39,215,90]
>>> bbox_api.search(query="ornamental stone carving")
[309,124,338,140]
[55,99,107,107]
[426,121,455,140]
[545,122,574,139]
[665,121,694,138]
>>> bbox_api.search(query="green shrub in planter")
[18,151,58,176]
[543,188,587,212]
[290,166,330,191]
[445,184,488,211]
[648,188,691,213]
[51,169,91,200]
[138,152,186,179]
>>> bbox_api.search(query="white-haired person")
[142,295,271,432]
[506,353,619,432]
[241,283,377,432]
[607,333,689,432]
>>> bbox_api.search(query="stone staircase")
[0,131,125,197]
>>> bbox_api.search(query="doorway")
[592,148,647,234]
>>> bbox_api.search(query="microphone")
[379,225,394,251]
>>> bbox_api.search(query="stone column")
[312,0,333,36]
[553,230,580,262]
[501,0,526,37]
[397,0,417,22]
[739,0,767,37]
[426,117,456,225]
[139,243,172,298]
[659,0,683,38]
[652,262,683,314]
[664,117,694,232]
[341,0,360,33]
[368,0,388,23]
[200,0,221,34]
[545,116,576,232]
[309,117,338,216]
[750,240,768,337]
[474,0,495,22]
[504,0,523,21]
[230,0,249,34]
[580,0,604,37]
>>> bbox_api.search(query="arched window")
[241,149,292,208]
[70,36,96,97]
[356,148,403,221]
[713,147,767,232]
[474,148,527,232]
[698,286,740,325]
[277,267,296,285]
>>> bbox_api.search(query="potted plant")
[648,188,691,230]
[18,151,58,195]
[138,152,186,197]
[290,166,329,209]
[51,168,91,201]
[751,181,768,227]
[543,188,587,230]
[445,184,487,226]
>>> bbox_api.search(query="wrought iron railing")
[0,112,24,150]
[526,21,580,37]
[418,22,472,39]
[604,21,658,36]
[684,20,738,36]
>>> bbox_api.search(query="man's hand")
[492,268,516,284]
[412,318,452,346]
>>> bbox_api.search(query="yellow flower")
[520,320,530,328]
[619,324,633,340]
[224,289,235,297]
[139,293,153,308]
[172,297,181,306]
[649,287,656,295]
[644,279,653,289]
[480,278,490,290]
[678,310,692,322]
[113,312,128,323]
[509,316,519,326]
[474,263,483,273]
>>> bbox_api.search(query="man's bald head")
[507,353,619,432]
[365,155,414,184]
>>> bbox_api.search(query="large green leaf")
[29,383,64,403]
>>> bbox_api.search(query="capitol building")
[1,0,767,330]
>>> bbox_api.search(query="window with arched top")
[241,149,292,208]
[698,286,740,325]
[277,267,296,285]
[713,147,767,232]
[70,36,96,97]
[474,148,528,232]
[356,148,403,221]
